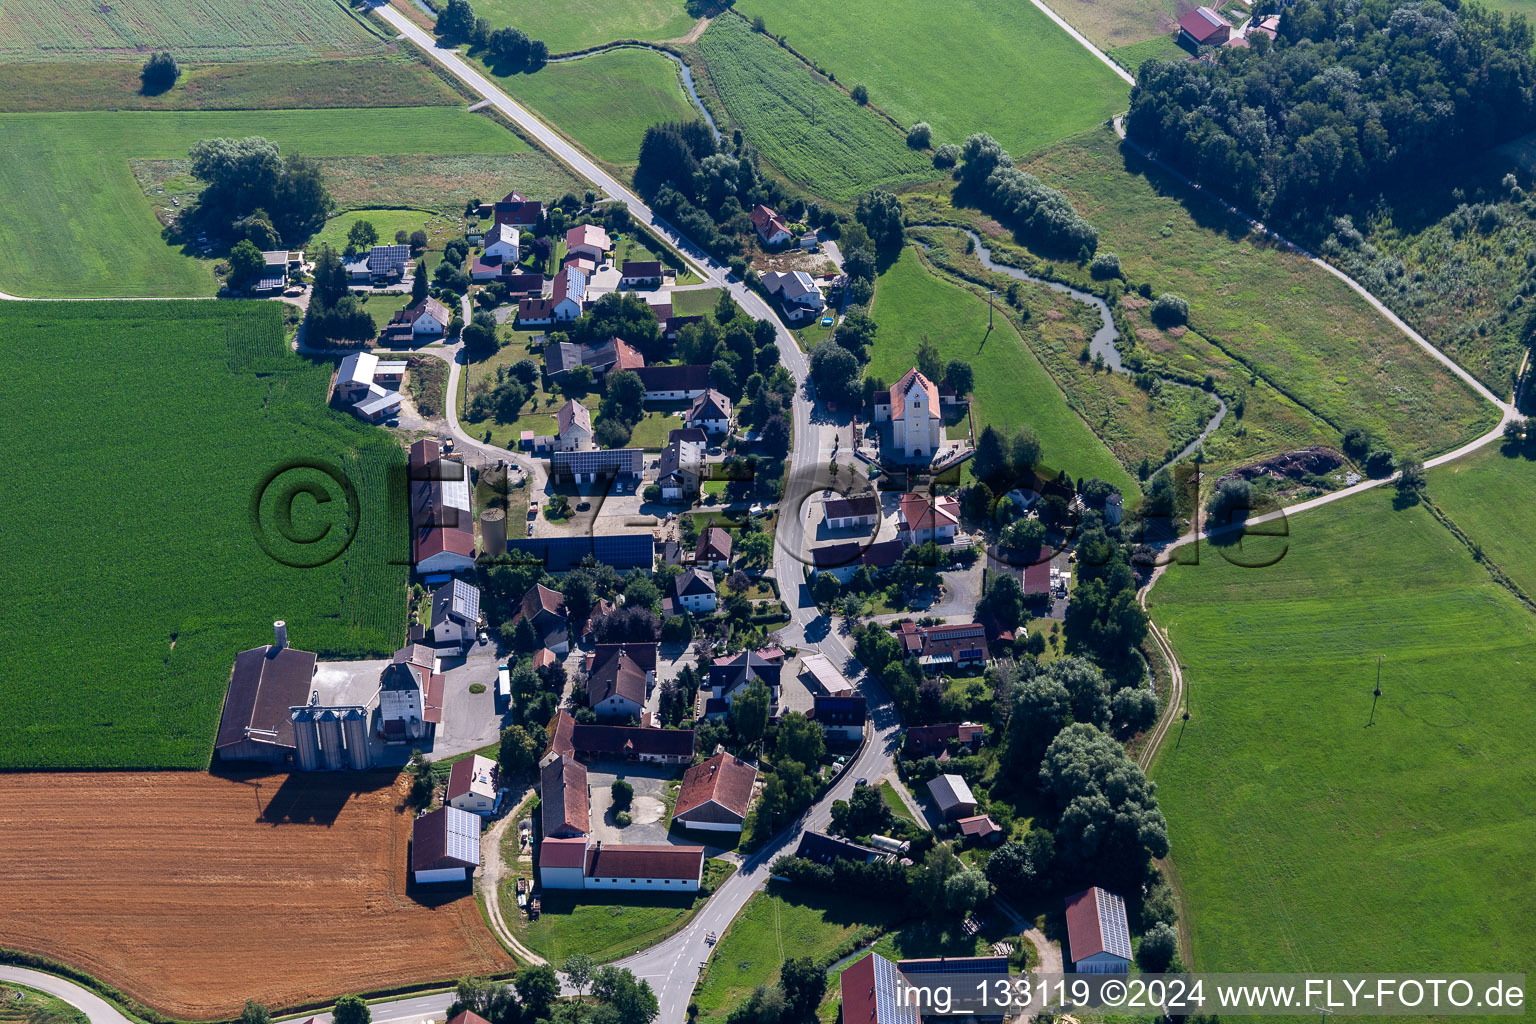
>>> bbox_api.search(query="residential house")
[708,648,782,708]
[549,448,643,486]
[391,297,452,339]
[861,539,905,572]
[550,709,695,763]
[409,439,476,573]
[555,399,595,452]
[760,270,825,322]
[824,494,879,531]
[794,830,885,865]
[874,369,943,460]
[513,584,570,654]
[811,694,867,742]
[502,271,544,296]
[1178,5,1231,45]
[587,642,655,719]
[1105,492,1124,526]
[427,579,482,652]
[695,525,732,570]
[411,806,481,884]
[673,752,757,832]
[494,191,542,228]
[620,261,663,287]
[503,531,653,571]
[657,436,704,500]
[252,250,289,294]
[335,352,403,424]
[520,264,587,325]
[213,621,317,765]
[546,336,643,381]
[904,722,984,757]
[926,773,977,819]
[565,223,611,262]
[674,567,718,614]
[897,492,960,544]
[811,541,863,583]
[1064,887,1133,974]
[446,754,499,814]
[470,254,503,282]
[379,643,443,744]
[956,814,1003,846]
[635,364,710,401]
[838,953,918,1024]
[687,389,732,434]
[483,221,521,264]
[1248,13,1281,38]
[540,751,591,838]
[893,621,989,670]
[662,314,705,341]
[751,204,792,247]
[350,243,412,285]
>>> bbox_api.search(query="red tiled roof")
[585,843,705,881]
[674,752,757,819]
[1064,886,1132,962]
[898,493,960,533]
[696,525,733,562]
[750,204,789,240]
[1178,5,1230,42]
[540,752,590,835]
[839,953,882,1024]
[889,368,940,421]
[957,814,1001,838]
[540,836,589,869]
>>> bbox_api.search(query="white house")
[687,389,732,435]
[392,297,451,339]
[672,753,756,833]
[657,437,704,501]
[336,351,380,404]
[1064,887,1132,974]
[550,264,588,321]
[540,835,706,891]
[694,526,733,571]
[751,204,792,247]
[636,364,710,401]
[674,568,718,614]
[566,223,611,262]
[586,643,652,719]
[427,579,481,652]
[410,806,481,884]
[824,494,879,531]
[897,492,960,544]
[446,754,499,814]
[379,644,441,744]
[555,400,594,452]
[483,222,521,264]
[874,368,943,459]
[761,270,825,322]
[620,260,663,287]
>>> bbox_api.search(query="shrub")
[1364,447,1396,478]
[1138,922,1178,972]
[932,144,960,169]
[611,779,634,809]
[1150,293,1189,328]
[851,84,869,105]
[469,683,487,694]
[141,51,179,93]
[906,122,932,149]
[615,811,632,827]
[1204,477,1252,525]
[1089,252,1121,279]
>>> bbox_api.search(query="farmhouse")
[540,752,591,838]
[541,837,707,891]
[551,709,695,763]
[566,223,612,262]
[897,492,960,544]
[683,389,730,435]
[538,836,591,890]
[446,754,499,814]
[672,752,757,832]
[760,270,825,322]
[409,439,476,574]
[927,774,977,819]
[587,643,656,719]
[494,191,543,228]
[875,369,943,460]
[549,447,643,486]
[483,221,521,264]
[825,494,879,530]
[635,364,710,401]
[894,621,989,669]
[520,265,587,325]
[657,436,704,500]
[379,644,443,744]
[695,525,733,570]
[252,250,290,294]
[513,583,570,654]
[838,953,918,1024]
[811,694,867,741]
[750,204,792,246]
[385,297,451,341]
[410,806,481,884]
[620,261,663,287]
[214,621,317,765]
[1178,6,1231,45]
[427,579,481,652]
[545,335,644,380]
[1064,887,1132,974]
[674,567,718,614]
[335,351,406,423]
[554,399,595,452]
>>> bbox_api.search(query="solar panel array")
[1096,889,1133,960]
[871,954,921,1024]
[444,806,481,867]
[368,244,412,277]
[550,448,643,478]
[897,956,1009,976]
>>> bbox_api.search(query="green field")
[0,301,407,769]
[1147,485,1536,981]
[470,0,696,53]
[696,16,934,202]
[311,209,455,254]
[0,107,523,298]
[460,330,598,444]
[1430,444,1536,598]
[491,48,699,170]
[1014,127,1498,462]
[0,0,389,62]
[733,0,1127,158]
[869,246,1140,496]
[0,56,463,113]
[1109,33,1189,74]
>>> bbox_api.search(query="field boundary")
[1420,496,1536,612]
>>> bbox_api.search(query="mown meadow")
[470,0,696,54]
[0,301,407,768]
[1147,485,1536,982]
[695,16,934,203]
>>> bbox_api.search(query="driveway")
[584,762,680,846]
[433,645,505,757]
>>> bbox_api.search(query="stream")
[548,44,721,142]
[912,225,1227,471]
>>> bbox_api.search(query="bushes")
[1149,293,1188,328]
[851,84,869,105]
[141,51,179,93]
[611,779,634,809]
[1089,251,1121,279]
[906,122,932,149]
[957,133,1097,258]
[932,144,960,169]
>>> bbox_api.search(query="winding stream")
[548,44,721,142]
[913,224,1227,471]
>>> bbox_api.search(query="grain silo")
[290,706,323,772]
[317,708,346,770]
[341,707,371,770]
[481,507,507,557]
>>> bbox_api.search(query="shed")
[926,773,977,819]
[411,806,481,884]
[1064,886,1132,973]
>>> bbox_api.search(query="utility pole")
[988,288,995,330]
[1368,655,1383,726]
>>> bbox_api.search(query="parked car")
[577,501,591,511]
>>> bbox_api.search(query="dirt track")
[0,771,513,1019]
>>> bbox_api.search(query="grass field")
[1430,444,1536,598]
[1044,0,1188,50]
[696,16,934,202]
[0,0,389,62]
[470,0,696,53]
[0,56,463,112]
[460,330,600,444]
[1013,127,1498,461]
[0,772,510,1017]
[488,48,699,170]
[878,781,919,826]
[0,107,522,298]
[311,209,456,254]
[1147,486,1536,981]
[869,246,1140,497]
[732,0,1127,158]
[0,302,407,768]
[0,983,88,1024]
[1109,33,1189,74]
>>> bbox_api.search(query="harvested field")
[0,772,513,1019]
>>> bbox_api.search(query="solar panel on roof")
[444,806,481,866]
[1096,890,1133,960]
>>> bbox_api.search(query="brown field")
[0,771,513,1019]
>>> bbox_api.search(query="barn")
[672,752,756,832]
[1064,886,1132,973]
[411,806,481,884]
[214,621,317,765]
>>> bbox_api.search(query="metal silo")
[317,709,345,770]
[481,507,507,558]
[290,707,322,772]
[342,707,371,770]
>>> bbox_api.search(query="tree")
[228,240,265,288]
[141,51,179,92]
[611,779,634,810]
[240,1002,271,1024]
[1111,687,1158,738]
[906,122,933,149]
[1396,456,1425,499]
[1089,252,1121,279]
[1138,922,1178,972]
[1006,669,1073,774]
[911,843,962,915]
[809,340,860,406]
[311,246,348,309]
[780,957,827,1021]
[999,516,1045,551]
[726,985,788,1024]
[1039,723,1168,880]
[462,310,500,357]
[411,260,429,303]
[761,414,790,459]
[851,83,869,104]
[709,359,740,401]
[602,368,646,426]
[592,967,659,1024]
[933,143,960,169]
[944,359,974,397]
[1150,293,1189,328]
[188,136,331,245]
[1010,427,1042,472]
[347,219,378,250]
[945,867,991,914]
[977,571,1025,630]
[855,189,904,252]
[776,712,825,765]
[1205,477,1252,527]
[1050,657,1110,729]
[446,978,515,1023]
[972,426,1009,486]
[333,995,370,1024]
[830,782,892,839]
[564,953,596,996]
[562,364,595,399]
[914,337,943,383]
[436,0,477,41]
[731,680,771,750]
[498,724,540,773]
[515,963,560,1017]
[984,829,1056,899]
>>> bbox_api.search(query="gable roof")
[410,806,481,872]
[674,752,757,819]
[540,752,590,835]
[840,952,919,1024]
[898,493,960,533]
[889,368,941,421]
[676,567,717,597]
[1064,886,1133,962]
[566,223,611,251]
[485,221,520,249]
[690,389,732,421]
[926,773,976,812]
[552,264,588,306]
[539,835,589,869]
[622,260,663,277]
[431,579,481,628]
[518,583,566,622]
[794,830,882,864]
[636,364,710,392]
[586,842,705,881]
[812,693,867,726]
[1178,5,1230,40]
[751,204,790,239]
[557,399,592,437]
[957,813,1002,838]
[588,644,649,708]
[696,525,733,562]
[447,754,497,802]
[825,494,879,520]
[338,351,378,388]
[215,642,317,750]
